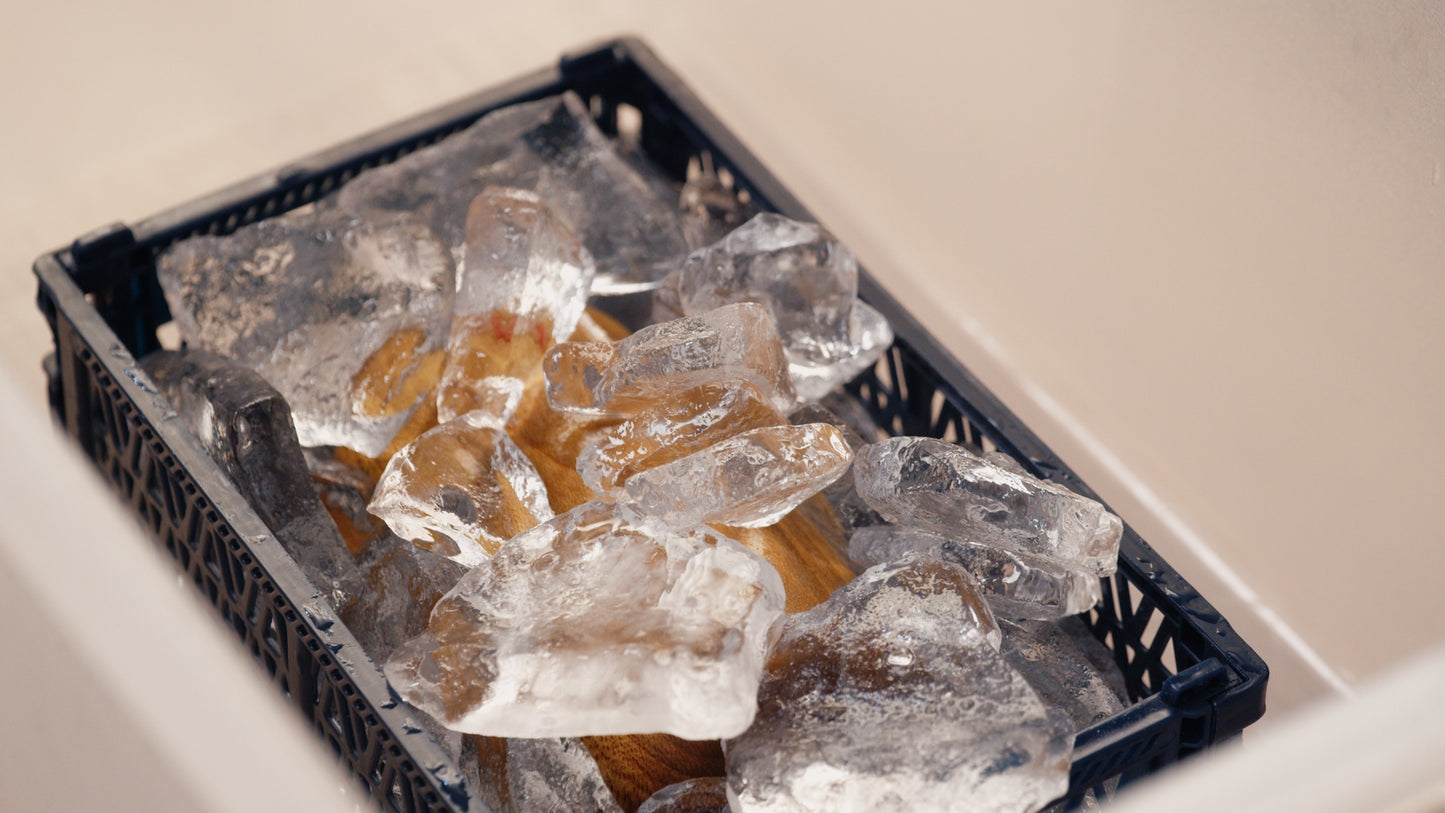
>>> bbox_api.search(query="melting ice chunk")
[725,555,1071,813]
[437,187,596,424]
[998,619,1126,734]
[384,500,785,739]
[577,380,787,497]
[474,736,622,813]
[653,213,893,401]
[624,424,853,528]
[340,533,466,663]
[331,92,687,293]
[849,527,1102,620]
[367,412,553,567]
[639,777,731,813]
[141,350,361,608]
[1058,616,1130,706]
[156,209,454,456]
[544,302,797,417]
[854,437,1123,576]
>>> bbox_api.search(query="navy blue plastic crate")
[34,37,1266,812]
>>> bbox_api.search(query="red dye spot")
[490,312,519,342]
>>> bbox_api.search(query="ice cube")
[577,380,787,497]
[998,619,1126,733]
[473,736,623,813]
[339,533,466,663]
[156,209,454,456]
[785,302,893,403]
[849,527,1102,620]
[854,437,1123,576]
[331,92,687,293]
[437,187,596,424]
[367,412,553,567]
[1057,616,1130,706]
[544,302,797,417]
[725,555,1072,813]
[383,500,785,739]
[624,424,853,528]
[141,350,361,607]
[639,777,731,813]
[653,213,893,401]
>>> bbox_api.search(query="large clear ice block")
[725,555,1071,813]
[384,500,785,739]
[854,437,1123,576]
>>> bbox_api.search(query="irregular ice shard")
[577,380,787,497]
[999,619,1126,733]
[787,302,892,403]
[624,424,853,528]
[156,209,453,456]
[653,213,893,401]
[383,500,785,739]
[855,437,1124,576]
[340,533,466,662]
[437,187,596,424]
[331,92,687,293]
[1058,616,1130,706]
[652,214,849,354]
[367,412,553,567]
[474,736,622,813]
[725,555,1071,813]
[544,302,798,416]
[638,777,731,813]
[141,350,360,607]
[849,527,1102,620]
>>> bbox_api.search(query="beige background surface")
[3,0,1443,732]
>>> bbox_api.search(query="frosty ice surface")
[340,533,466,662]
[998,619,1126,734]
[437,187,596,424]
[624,424,853,528]
[156,209,454,456]
[474,736,622,813]
[849,527,1102,620]
[384,500,785,739]
[639,777,731,813]
[725,555,1071,813]
[855,437,1123,576]
[653,213,893,401]
[332,92,687,293]
[367,412,553,567]
[544,302,797,416]
[577,380,787,497]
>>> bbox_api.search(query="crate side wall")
[38,251,474,813]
